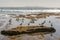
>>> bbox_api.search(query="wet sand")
[0,14,60,40]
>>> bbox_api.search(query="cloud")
[0,0,60,7]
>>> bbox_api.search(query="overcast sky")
[0,0,60,7]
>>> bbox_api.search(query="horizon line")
[0,6,60,8]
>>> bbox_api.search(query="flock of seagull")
[8,17,53,27]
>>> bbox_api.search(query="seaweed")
[1,27,56,36]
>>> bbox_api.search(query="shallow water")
[0,15,60,40]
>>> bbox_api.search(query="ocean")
[0,7,60,14]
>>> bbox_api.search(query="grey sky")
[0,0,60,7]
